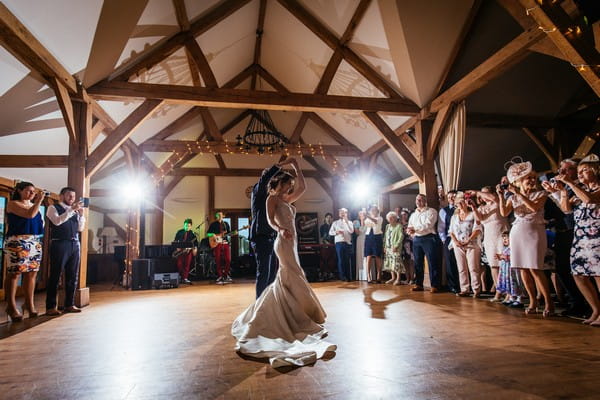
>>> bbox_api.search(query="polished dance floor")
[0,280,598,399]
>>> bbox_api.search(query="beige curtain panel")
[439,101,466,191]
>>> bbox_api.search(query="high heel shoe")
[5,307,23,322]
[524,306,539,315]
[21,304,39,318]
[542,309,556,318]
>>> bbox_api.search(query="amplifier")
[153,273,179,289]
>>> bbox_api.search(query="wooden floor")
[0,280,599,400]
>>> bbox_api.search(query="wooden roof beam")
[0,3,77,93]
[381,175,419,194]
[142,140,361,156]
[519,0,600,97]
[430,25,546,113]
[0,155,68,168]
[169,168,323,178]
[277,0,413,102]
[363,112,423,179]
[103,0,252,83]
[88,81,419,114]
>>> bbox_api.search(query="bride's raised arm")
[284,158,306,203]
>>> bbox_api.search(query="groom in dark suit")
[250,158,295,298]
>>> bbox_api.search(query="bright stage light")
[121,178,149,204]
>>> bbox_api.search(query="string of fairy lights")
[149,140,348,185]
[525,2,600,73]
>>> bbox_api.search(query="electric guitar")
[208,225,249,249]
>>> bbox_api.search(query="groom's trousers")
[252,235,278,298]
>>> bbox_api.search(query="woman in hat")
[555,154,600,325]
[497,160,554,317]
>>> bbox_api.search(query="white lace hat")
[506,159,533,183]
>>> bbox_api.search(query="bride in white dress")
[232,158,336,367]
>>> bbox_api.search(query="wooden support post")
[208,175,215,221]
[69,96,92,307]
[416,121,439,210]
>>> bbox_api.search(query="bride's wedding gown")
[232,200,336,367]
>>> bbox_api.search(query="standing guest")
[449,192,482,297]
[364,205,384,283]
[207,211,232,284]
[4,181,45,321]
[498,160,554,317]
[472,186,510,302]
[250,159,293,298]
[354,209,368,280]
[496,231,524,307]
[542,158,587,317]
[46,187,86,315]
[329,208,354,281]
[438,190,460,293]
[399,208,415,283]
[383,211,404,285]
[320,213,334,244]
[173,218,198,285]
[555,154,600,325]
[407,194,442,292]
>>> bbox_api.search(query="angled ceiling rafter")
[519,0,600,97]
[276,0,415,103]
[98,0,252,84]
[0,2,161,180]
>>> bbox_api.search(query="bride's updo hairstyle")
[268,171,295,195]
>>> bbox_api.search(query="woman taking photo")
[555,154,600,325]
[498,160,554,317]
[4,181,45,321]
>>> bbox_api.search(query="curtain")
[438,101,466,191]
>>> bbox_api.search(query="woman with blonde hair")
[498,159,554,317]
[555,154,600,325]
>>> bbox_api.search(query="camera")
[499,183,509,191]
[79,197,90,208]
[43,191,50,196]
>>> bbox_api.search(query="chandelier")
[236,109,288,154]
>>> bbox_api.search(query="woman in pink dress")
[472,187,509,302]
[498,160,554,317]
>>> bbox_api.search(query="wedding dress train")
[232,200,336,367]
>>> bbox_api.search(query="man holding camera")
[46,187,86,315]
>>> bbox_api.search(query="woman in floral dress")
[555,154,600,326]
[4,181,45,321]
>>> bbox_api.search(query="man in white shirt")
[329,208,355,281]
[46,187,86,315]
[407,194,442,292]
[438,190,460,293]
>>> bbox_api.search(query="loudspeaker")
[132,259,153,290]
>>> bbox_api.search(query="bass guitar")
[208,225,249,249]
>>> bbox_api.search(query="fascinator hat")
[580,154,599,163]
[505,156,533,184]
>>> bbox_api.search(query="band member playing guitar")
[173,218,198,284]
[207,212,232,284]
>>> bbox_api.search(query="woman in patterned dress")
[555,154,600,326]
[4,181,45,321]
[498,161,554,317]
